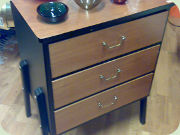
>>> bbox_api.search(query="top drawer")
[49,12,168,78]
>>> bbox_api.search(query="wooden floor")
[0,22,180,135]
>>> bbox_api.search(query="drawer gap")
[54,71,154,111]
[52,43,160,81]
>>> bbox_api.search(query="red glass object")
[168,5,180,27]
[112,0,127,4]
[169,5,180,18]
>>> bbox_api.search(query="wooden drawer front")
[53,45,159,109]
[55,73,153,134]
[49,12,167,78]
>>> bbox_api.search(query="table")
[11,0,173,135]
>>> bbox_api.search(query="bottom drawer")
[54,73,153,134]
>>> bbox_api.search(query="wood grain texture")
[49,12,167,78]
[54,73,153,134]
[11,0,171,39]
[53,45,160,109]
[0,22,179,135]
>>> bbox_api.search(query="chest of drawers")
[11,0,173,135]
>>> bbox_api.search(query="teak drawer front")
[53,45,159,109]
[55,73,153,134]
[49,12,167,78]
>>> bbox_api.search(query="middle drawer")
[52,45,159,109]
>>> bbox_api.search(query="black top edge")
[39,3,174,44]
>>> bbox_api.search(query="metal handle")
[102,36,126,49]
[98,96,118,109]
[99,68,121,81]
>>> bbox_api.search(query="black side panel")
[11,2,55,135]
[35,88,49,135]
[19,60,31,117]
[140,97,147,124]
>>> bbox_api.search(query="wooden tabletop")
[11,0,172,39]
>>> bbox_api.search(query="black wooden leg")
[34,88,49,135]
[140,97,147,124]
[19,60,31,117]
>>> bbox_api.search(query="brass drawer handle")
[99,68,121,81]
[102,36,126,49]
[98,96,118,109]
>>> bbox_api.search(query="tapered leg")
[19,60,31,117]
[140,97,147,124]
[34,88,49,135]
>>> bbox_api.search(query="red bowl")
[112,0,127,4]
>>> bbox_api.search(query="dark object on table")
[112,0,127,4]
[37,2,68,23]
